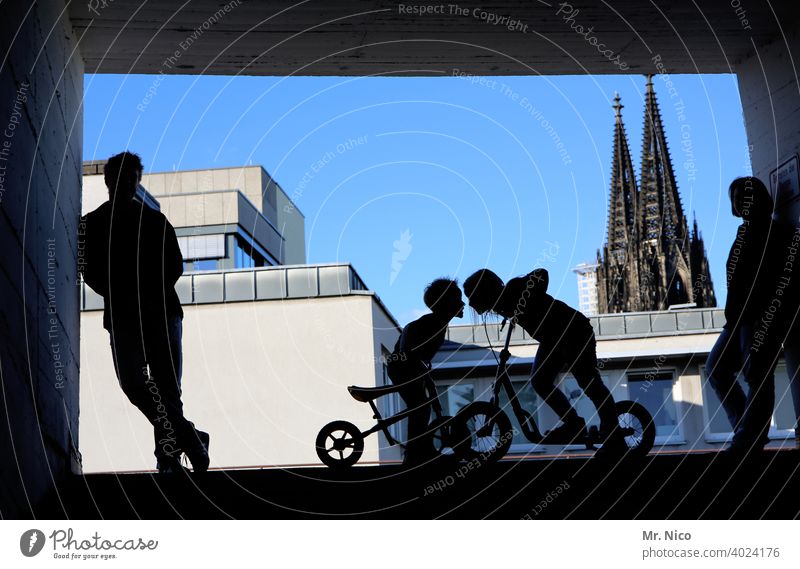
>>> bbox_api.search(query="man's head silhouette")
[729,176,772,220]
[104,151,143,203]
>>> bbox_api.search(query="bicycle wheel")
[316,420,365,468]
[429,415,469,457]
[453,401,514,463]
[614,400,656,457]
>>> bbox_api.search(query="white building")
[572,262,599,316]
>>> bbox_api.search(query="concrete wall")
[157,190,286,263]
[274,179,306,265]
[79,294,399,472]
[0,1,83,517]
[737,23,800,222]
[142,166,266,217]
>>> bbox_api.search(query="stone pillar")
[0,0,83,517]
[736,25,800,224]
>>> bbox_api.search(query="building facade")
[596,78,717,314]
[572,262,600,316]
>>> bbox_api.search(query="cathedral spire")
[600,92,642,312]
[638,74,692,308]
[595,77,716,314]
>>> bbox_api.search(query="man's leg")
[109,328,156,423]
[110,325,186,463]
[735,328,779,451]
[705,327,747,431]
[783,324,800,441]
[144,317,206,470]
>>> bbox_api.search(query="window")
[436,382,474,417]
[498,380,539,446]
[180,234,225,272]
[628,371,680,440]
[184,259,219,272]
[233,235,267,269]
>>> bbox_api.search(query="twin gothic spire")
[596,76,716,313]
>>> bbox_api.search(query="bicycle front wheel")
[453,401,514,463]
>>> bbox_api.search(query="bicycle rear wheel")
[316,420,364,468]
[453,401,513,463]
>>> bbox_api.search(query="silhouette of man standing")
[79,151,209,473]
[705,176,788,454]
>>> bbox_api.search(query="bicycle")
[315,379,467,468]
[452,318,656,462]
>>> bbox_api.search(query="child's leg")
[570,334,616,430]
[388,362,434,462]
[531,341,579,423]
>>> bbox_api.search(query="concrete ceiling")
[70,0,799,76]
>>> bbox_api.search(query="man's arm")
[163,219,183,285]
[78,214,108,296]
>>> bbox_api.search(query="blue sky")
[83,73,749,325]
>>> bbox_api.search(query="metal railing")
[445,307,725,345]
[80,263,370,310]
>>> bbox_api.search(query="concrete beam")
[70,0,798,76]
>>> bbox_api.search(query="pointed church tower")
[637,74,693,309]
[595,76,716,314]
[690,216,717,308]
[597,93,642,313]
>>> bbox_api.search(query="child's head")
[424,278,464,319]
[463,269,505,315]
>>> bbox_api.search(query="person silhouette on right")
[705,176,786,455]
[387,279,464,466]
[464,267,626,455]
[79,151,209,474]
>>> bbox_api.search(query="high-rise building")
[572,262,599,316]
[596,78,716,313]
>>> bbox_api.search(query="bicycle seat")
[348,384,403,403]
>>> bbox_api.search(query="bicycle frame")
[358,389,444,447]
[488,319,544,443]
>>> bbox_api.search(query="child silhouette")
[464,268,626,454]
[387,279,464,465]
